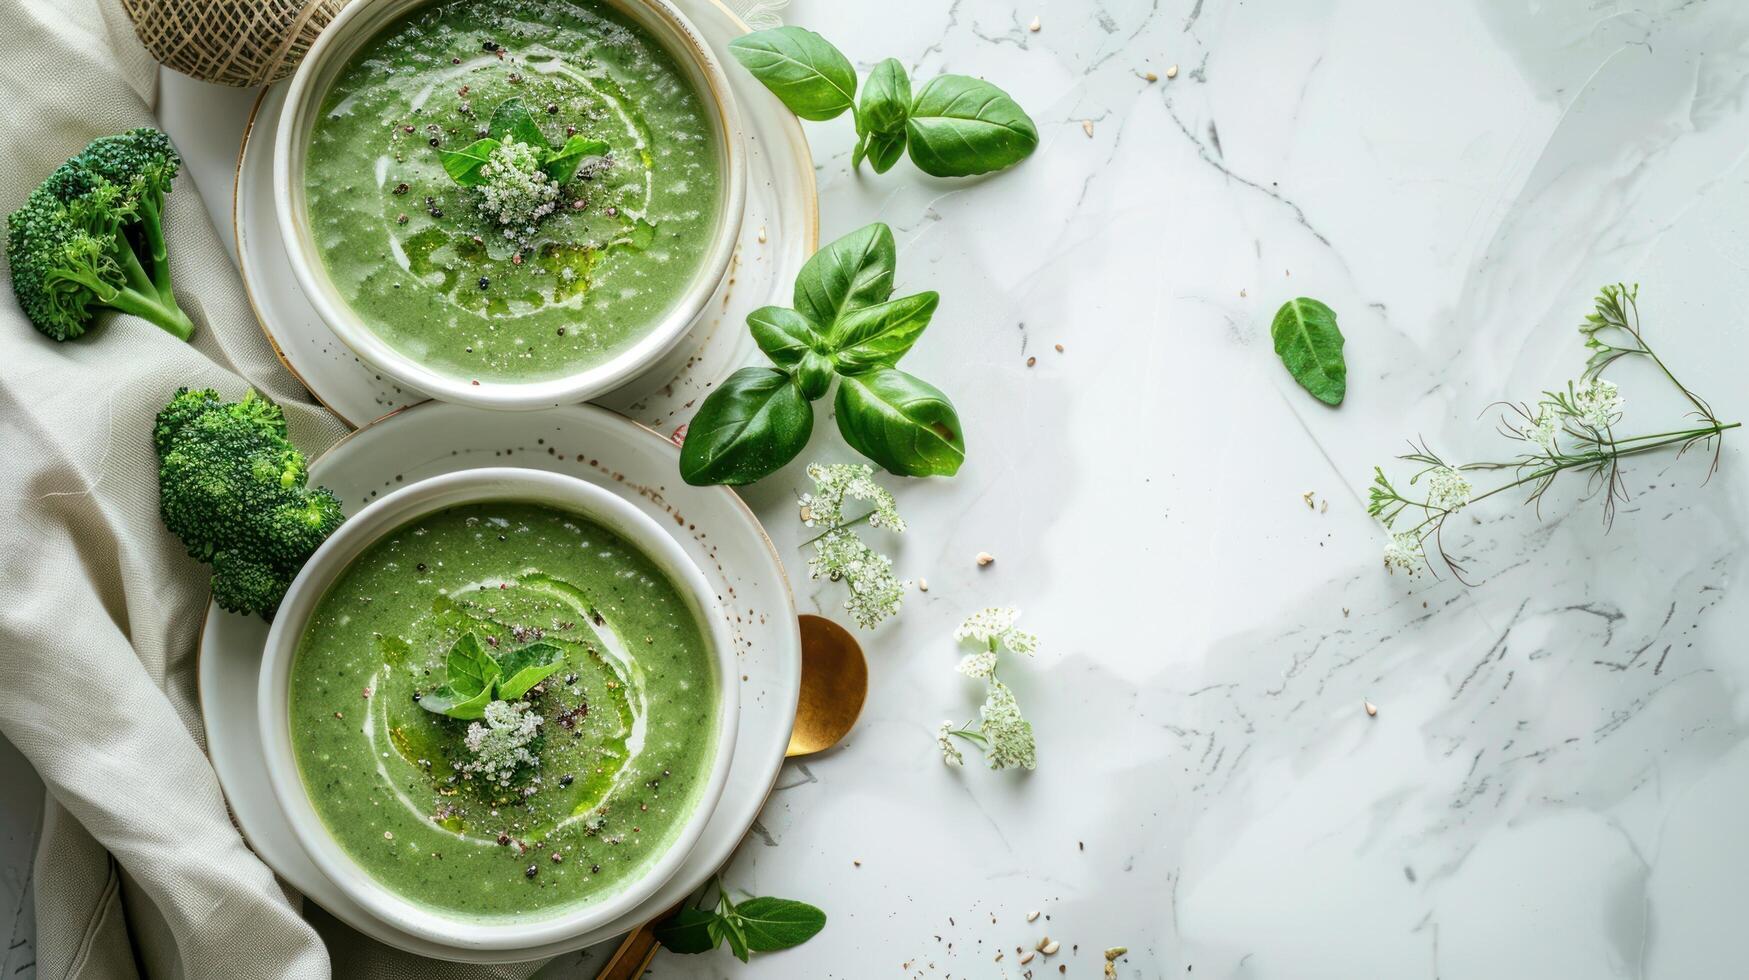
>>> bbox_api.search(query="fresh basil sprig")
[728,28,1036,178]
[1271,297,1347,406]
[436,97,609,188]
[417,631,563,720]
[654,877,826,962]
[680,223,965,486]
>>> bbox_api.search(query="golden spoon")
[595,614,867,979]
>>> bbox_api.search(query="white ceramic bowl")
[273,0,747,411]
[258,467,739,951]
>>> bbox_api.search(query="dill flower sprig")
[938,607,1037,771]
[1368,284,1737,580]
[800,463,909,628]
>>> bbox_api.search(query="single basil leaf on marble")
[541,135,610,185]
[793,223,896,330]
[734,898,827,952]
[487,97,547,149]
[446,631,501,698]
[905,75,1038,177]
[831,291,939,373]
[680,367,814,486]
[727,28,857,121]
[496,641,565,700]
[857,58,912,136]
[437,137,499,186]
[834,367,965,477]
[864,129,906,175]
[654,907,721,954]
[1270,297,1347,406]
[747,305,826,370]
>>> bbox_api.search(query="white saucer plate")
[198,401,802,963]
[233,0,818,430]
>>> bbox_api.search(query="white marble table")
[9,0,1749,976]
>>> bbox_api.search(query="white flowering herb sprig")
[1369,284,1737,579]
[800,462,909,629]
[937,607,1038,771]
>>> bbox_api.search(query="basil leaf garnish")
[856,58,911,135]
[734,898,828,952]
[680,367,814,486]
[905,75,1038,177]
[445,632,499,698]
[1270,297,1347,405]
[542,135,610,185]
[436,138,499,186]
[746,305,825,370]
[831,292,939,373]
[654,907,720,954]
[793,222,896,329]
[487,97,546,148]
[727,27,857,121]
[834,367,965,477]
[496,641,564,699]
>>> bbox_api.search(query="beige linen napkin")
[0,1,552,976]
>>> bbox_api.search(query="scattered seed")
[1081,120,1095,137]
[551,851,563,863]
[1020,952,1036,965]
[333,711,343,719]
[853,858,862,867]
[1027,911,1040,922]
[1027,356,1037,367]
[976,551,995,567]
[1054,343,1064,352]
[917,577,929,592]
[758,224,768,243]
[1302,490,1316,509]
[1041,940,1060,955]
[1144,70,1158,82]
[1321,499,1329,513]
[1365,700,1379,717]
[383,831,394,840]
[1029,15,1041,31]
[1165,64,1179,78]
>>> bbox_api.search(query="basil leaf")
[654,907,721,955]
[834,367,965,477]
[728,28,857,121]
[680,367,814,486]
[719,915,751,963]
[496,641,564,700]
[905,75,1038,177]
[857,58,911,135]
[734,898,827,952]
[446,685,497,720]
[864,130,906,174]
[415,684,462,716]
[795,351,834,401]
[436,137,499,186]
[446,632,500,698]
[1270,297,1347,405]
[541,135,609,185]
[831,291,939,373]
[793,223,896,330]
[747,305,825,370]
[487,97,546,148]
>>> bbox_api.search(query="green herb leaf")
[905,75,1038,177]
[747,305,826,370]
[734,898,827,952]
[834,367,966,477]
[857,58,912,136]
[495,641,565,700]
[728,28,857,121]
[864,130,906,174]
[1270,297,1347,406]
[719,915,751,963]
[795,351,835,401]
[417,682,496,720]
[794,223,896,330]
[445,632,500,698]
[436,137,499,187]
[541,134,609,185]
[680,367,814,486]
[831,291,939,373]
[654,907,721,954]
[487,97,546,148]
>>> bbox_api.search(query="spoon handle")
[595,919,662,980]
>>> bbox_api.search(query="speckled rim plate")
[197,401,802,963]
[233,0,819,430]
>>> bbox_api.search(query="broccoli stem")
[136,194,177,306]
[108,211,193,340]
[103,284,195,340]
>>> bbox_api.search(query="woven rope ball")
[120,0,347,87]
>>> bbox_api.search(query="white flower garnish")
[957,650,999,679]
[1383,532,1422,575]
[938,606,1040,771]
[1568,378,1623,429]
[1424,466,1472,512]
[953,606,1038,656]
[935,722,964,766]
[462,699,542,788]
[802,463,909,629]
[476,141,559,243]
[1522,406,1561,454]
[978,681,1037,771]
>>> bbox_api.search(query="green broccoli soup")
[303,0,724,384]
[288,501,719,918]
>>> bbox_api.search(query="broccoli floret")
[154,388,344,619]
[7,128,194,342]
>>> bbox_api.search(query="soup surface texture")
[290,500,718,917]
[305,0,723,383]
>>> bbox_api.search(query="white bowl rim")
[272,0,748,411]
[258,466,740,949]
